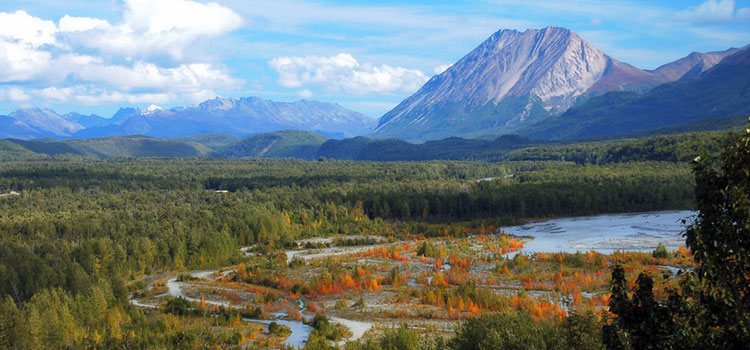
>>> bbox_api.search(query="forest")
[0,126,734,162]
[0,126,747,349]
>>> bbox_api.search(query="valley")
[1,3,749,348]
[0,154,704,349]
[126,209,694,348]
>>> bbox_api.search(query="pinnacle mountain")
[371,26,674,141]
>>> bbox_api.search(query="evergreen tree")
[684,123,750,347]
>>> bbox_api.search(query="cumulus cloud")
[676,0,750,24]
[297,89,314,98]
[269,53,428,95]
[0,11,58,83]
[0,40,53,82]
[71,89,175,106]
[30,85,215,106]
[0,0,244,107]
[58,15,110,32]
[39,87,75,103]
[74,61,242,92]
[7,87,31,102]
[69,0,243,61]
[0,11,57,48]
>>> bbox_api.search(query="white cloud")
[0,41,240,99]
[72,89,174,106]
[30,85,219,106]
[0,41,56,83]
[434,64,452,74]
[0,10,57,48]
[74,61,242,92]
[0,2,244,107]
[124,0,241,35]
[297,89,314,98]
[676,0,749,24]
[269,53,428,94]
[69,0,243,61]
[736,7,750,19]
[58,15,110,32]
[0,11,57,82]
[7,87,31,102]
[39,87,75,103]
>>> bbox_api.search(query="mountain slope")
[0,139,49,161]
[169,133,241,149]
[61,112,110,128]
[317,134,532,161]
[219,130,328,159]
[585,60,667,95]
[371,27,669,141]
[652,47,744,81]
[0,116,44,139]
[9,109,83,137]
[6,135,214,158]
[519,47,750,140]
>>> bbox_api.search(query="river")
[130,266,372,348]
[502,210,695,254]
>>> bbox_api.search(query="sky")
[0,0,749,119]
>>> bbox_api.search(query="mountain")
[6,135,214,158]
[585,60,667,96]
[0,115,44,139]
[1,128,732,162]
[219,130,328,160]
[110,107,139,124]
[61,112,109,128]
[0,139,49,161]
[74,97,376,139]
[317,134,533,161]
[317,136,375,160]
[169,133,241,149]
[9,108,84,137]
[0,97,376,140]
[519,47,750,140]
[652,47,744,81]
[370,27,671,141]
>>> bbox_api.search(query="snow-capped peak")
[142,104,163,115]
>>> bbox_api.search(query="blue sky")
[0,0,749,119]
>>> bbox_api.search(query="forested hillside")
[5,135,214,158]
[0,128,736,163]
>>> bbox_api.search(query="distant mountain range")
[0,97,376,140]
[371,26,747,141]
[2,26,748,147]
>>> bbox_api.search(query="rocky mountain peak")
[371,26,620,140]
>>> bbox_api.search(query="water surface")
[502,210,695,254]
